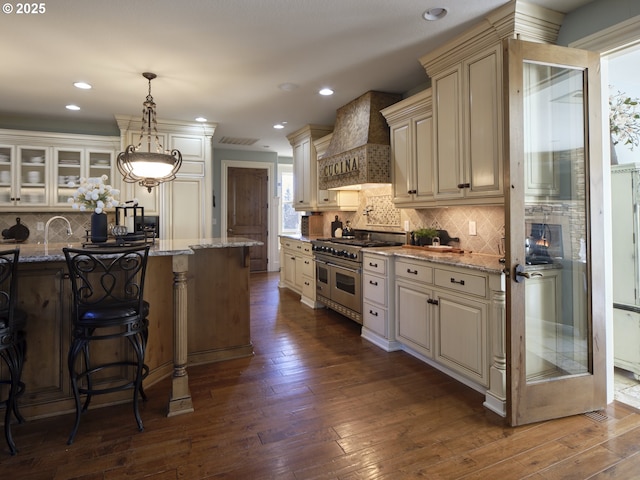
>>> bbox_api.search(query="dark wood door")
[227,167,268,272]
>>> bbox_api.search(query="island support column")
[167,255,194,416]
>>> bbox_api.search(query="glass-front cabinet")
[0,130,118,211]
[53,148,114,207]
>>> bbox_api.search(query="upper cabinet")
[115,116,216,239]
[287,125,333,211]
[0,130,119,211]
[382,89,434,207]
[430,45,503,204]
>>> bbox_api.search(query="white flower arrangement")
[610,90,640,150]
[67,175,120,213]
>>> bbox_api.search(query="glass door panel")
[506,39,606,426]
[18,146,48,206]
[55,148,82,205]
[0,145,13,205]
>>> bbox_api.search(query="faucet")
[44,216,73,245]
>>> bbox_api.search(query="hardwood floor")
[3,271,640,479]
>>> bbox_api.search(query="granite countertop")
[363,246,505,275]
[7,237,263,263]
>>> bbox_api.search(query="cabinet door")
[434,66,464,200]
[435,291,488,385]
[0,145,14,205]
[53,148,83,206]
[414,113,435,201]
[396,280,433,358]
[391,122,412,204]
[16,146,49,207]
[164,173,205,240]
[283,249,296,287]
[293,140,311,209]
[464,46,503,198]
[87,150,114,182]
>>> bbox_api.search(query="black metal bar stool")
[0,248,27,455]
[63,245,150,445]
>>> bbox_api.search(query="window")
[279,165,301,234]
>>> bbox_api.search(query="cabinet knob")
[408,189,417,194]
[427,298,439,306]
[457,183,471,189]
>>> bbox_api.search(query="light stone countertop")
[6,237,263,263]
[362,246,506,275]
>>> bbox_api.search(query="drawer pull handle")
[457,183,471,189]
[304,260,310,265]
[450,277,465,286]
[304,281,310,286]
[427,298,439,306]
[407,269,418,275]
[291,256,296,260]
[408,189,417,194]
[369,262,378,268]
[369,280,378,286]
[369,310,378,316]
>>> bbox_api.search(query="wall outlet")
[37,221,44,231]
[469,220,477,236]
[212,218,217,225]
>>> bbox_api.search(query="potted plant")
[412,227,438,246]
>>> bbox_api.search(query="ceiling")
[0,0,593,157]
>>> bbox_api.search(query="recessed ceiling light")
[195,117,207,122]
[273,124,285,129]
[73,82,92,90]
[319,88,334,96]
[66,104,81,111]
[422,7,448,21]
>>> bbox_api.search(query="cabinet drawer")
[301,242,313,255]
[363,255,387,275]
[396,260,432,284]
[363,274,387,306]
[301,257,314,277]
[363,301,387,338]
[281,238,301,251]
[434,268,486,297]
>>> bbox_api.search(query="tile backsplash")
[0,212,114,244]
[315,185,505,255]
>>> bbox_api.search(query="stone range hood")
[318,91,401,191]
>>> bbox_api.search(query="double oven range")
[311,230,406,324]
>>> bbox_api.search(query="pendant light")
[117,72,182,192]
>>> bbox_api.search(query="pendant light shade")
[117,72,182,192]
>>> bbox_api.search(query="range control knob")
[349,252,358,259]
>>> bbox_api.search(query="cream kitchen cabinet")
[381,89,435,208]
[392,254,506,414]
[362,252,401,351]
[279,236,317,308]
[0,129,119,211]
[313,132,359,212]
[287,125,333,211]
[395,258,435,359]
[116,116,215,239]
[429,45,503,204]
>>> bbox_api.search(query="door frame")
[570,15,640,405]
[220,160,278,272]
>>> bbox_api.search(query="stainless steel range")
[312,230,405,324]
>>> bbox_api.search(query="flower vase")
[90,212,108,243]
[610,134,618,165]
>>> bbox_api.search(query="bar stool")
[63,245,150,445]
[0,248,27,455]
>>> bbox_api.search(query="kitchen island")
[11,237,261,420]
